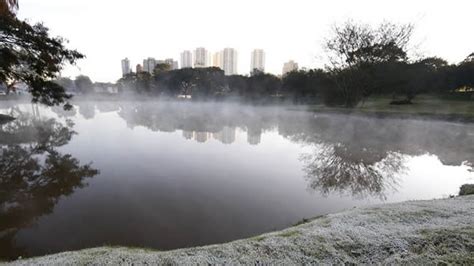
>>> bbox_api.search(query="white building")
[222,48,238,76]
[143,57,157,73]
[194,47,209,68]
[212,51,223,69]
[180,50,193,68]
[164,58,179,70]
[121,58,131,76]
[282,60,299,76]
[250,49,265,74]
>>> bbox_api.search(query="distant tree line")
[2,3,473,108]
[115,21,473,106]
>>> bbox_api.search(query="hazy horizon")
[17,0,474,83]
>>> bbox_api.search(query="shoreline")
[6,195,474,265]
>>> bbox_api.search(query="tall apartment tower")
[194,47,208,68]
[164,58,179,70]
[143,57,157,73]
[180,50,193,68]
[282,60,299,76]
[121,58,131,76]
[222,48,238,76]
[212,51,223,69]
[250,49,265,74]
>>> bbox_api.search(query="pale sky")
[18,0,474,83]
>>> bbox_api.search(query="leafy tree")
[325,21,414,106]
[0,111,98,259]
[247,71,281,101]
[74,75,93,94]
[0,0,17,16]
[153,63,172,75]
[0,1,83,108]
[54,77,75,92]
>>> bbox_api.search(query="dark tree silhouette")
[0,112,99,260]
[0,2,83,108]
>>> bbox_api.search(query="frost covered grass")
[5,195,474,265]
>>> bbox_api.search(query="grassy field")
[307,95,474,121]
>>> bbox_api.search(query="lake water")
[0,101,473,260]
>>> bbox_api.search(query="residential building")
[143,57,157,73]
[194,47,208,68]
[180,50,193,68]
[164,58,179,70]
[136,64,143,73]
[282,60,298,76]
[222,48,238,75]
[213,126,236,144]
[121,58,131,76]
[250,49,265,74]
[212,51,223,69]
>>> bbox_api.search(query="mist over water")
[0,100,473,259]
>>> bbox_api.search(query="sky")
[18,0,474,83]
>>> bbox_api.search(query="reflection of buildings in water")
[213,126,236,144]
[247,128,262,145]
[195,132,211,143]
[182,130,194,140]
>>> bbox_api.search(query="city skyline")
[18,0,474,82]
[123,47,284,77]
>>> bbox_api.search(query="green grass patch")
[250,235,266,242]
[278,230,301,238]
[307,94,474,120]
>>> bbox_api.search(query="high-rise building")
[250,49,265,74]
[194,47,208,68]
[121,58,131,76]
[212,51,223,69]
[195,132,211,143]
[282,60,298,76]
[180,50,193,68]
[143,57,156,73]
[222,48,238,75]
[213,126,236,144]
[136,64,143,73]
[164,58,179,70]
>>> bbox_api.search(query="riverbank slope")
[5,195,474,265]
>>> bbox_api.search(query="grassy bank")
[305,95,474,122]
[6,195,474,265]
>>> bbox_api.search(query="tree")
[325,20,414,107]
[0,111,99,259]
[74,75,93,94]
[0,0,17,16]
[0,1,84,108]
[153,63,172,75]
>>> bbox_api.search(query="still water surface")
[0,101,473,259]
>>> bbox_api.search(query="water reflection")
[0,101,472,260]
[0,109,99,260]
[108,102,473,197]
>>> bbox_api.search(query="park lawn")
[307,95,474,119]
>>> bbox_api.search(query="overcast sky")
[18,0,474,82]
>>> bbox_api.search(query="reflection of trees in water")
[112,102,473,198]
[0,111,99,260]
[79,102,474,199]
[301,143,407,199]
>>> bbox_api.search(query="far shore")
[5,195,474,265]
[1,94,473,123]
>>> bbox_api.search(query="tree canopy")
[0,1,84,108]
